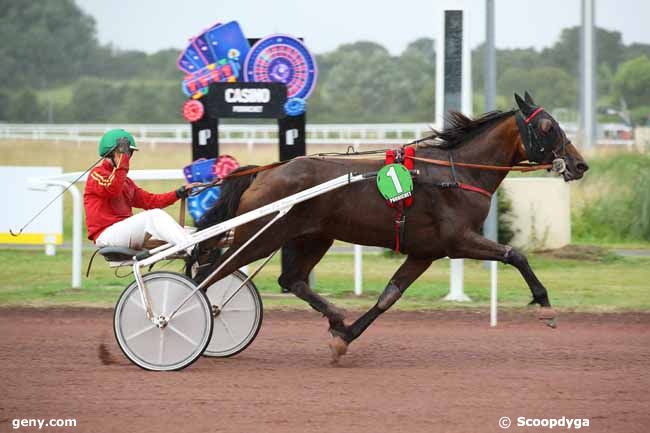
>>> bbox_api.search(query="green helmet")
[98,129,138,157]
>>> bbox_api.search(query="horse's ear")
[514,93,531,114]
[524,91,536,106]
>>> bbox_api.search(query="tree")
[68,78,125,122]
[497,67,577,110]
[541,26,625,74]
[309,39,436,123]
[310,42,396,122]
[117,82,185,123]
[623,43,650,63]
[474,44,549,106]
[6,88,44,122]
[613,56,650,110]
[0,89,10,120]
[396,38,436,122]
[0,0,98,89]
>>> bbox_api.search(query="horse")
[190,92,589,362]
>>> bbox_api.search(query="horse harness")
[384,147,413,254]
[215,107,568,254]
[384,147,494,254]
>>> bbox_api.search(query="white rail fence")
[0,122,636,148]
[1,123,434,146]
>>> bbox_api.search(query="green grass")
[1,248,648,312]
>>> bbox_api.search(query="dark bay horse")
[192,92,589,362]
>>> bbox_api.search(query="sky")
[76,0,650,55]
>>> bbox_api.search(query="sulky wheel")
[113,271,213,371]
[203,270,263,358]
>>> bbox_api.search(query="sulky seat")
[96,246,144,263]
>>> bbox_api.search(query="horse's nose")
[576,161,589,173]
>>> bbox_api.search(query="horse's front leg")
[449,230,556,327]
[328,255,434,363]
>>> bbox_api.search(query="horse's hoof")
[328,336,348,364]
[543,318,558,329]
[537,307,557,328]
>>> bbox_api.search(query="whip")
[9,154,106,237]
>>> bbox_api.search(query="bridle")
[515,106,568,174]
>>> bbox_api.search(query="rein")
[405,155,552,172]
[224,161,288,178]
[216,108,557,186]
[216,144,553,187]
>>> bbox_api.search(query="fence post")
[490,261,498,327]
[445,259,470,301]
[354,244,363,296]
[39,180,82,288]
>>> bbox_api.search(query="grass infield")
[0,247,648,312]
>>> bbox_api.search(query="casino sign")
[179,21,314,165]
[206,82,287,119]
[178,22,317,119]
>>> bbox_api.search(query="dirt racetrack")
[1,307,649,433]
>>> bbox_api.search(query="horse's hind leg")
[278,237,348,332]
[329,255,433,362]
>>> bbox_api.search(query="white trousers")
[96,209,193,253]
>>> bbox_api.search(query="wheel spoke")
[128,294,145,311]
[219,277,238,305]
[158,327,165,364]
[161,280,169,316]
[217,316,237,344]
[168,324,198,346]
[174,302,200,319]
[221,308,255,313]
[125,323,156,341]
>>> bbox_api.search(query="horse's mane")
[419,109,517,149]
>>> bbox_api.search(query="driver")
[84,129,200,253]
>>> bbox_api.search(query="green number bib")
[376,163,413,203]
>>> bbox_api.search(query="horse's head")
[514,92,589,181]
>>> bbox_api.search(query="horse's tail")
[197,165,258,231]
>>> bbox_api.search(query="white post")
[69,184,82,289]
[44,234,57,256]
[434,15,445,129]
[354,244,363,296]
[490,260,498,327]
[581,0,596,150]
[41,181,82,288]
[445,258,470,301]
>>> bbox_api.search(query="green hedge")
[573,153,650,243]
